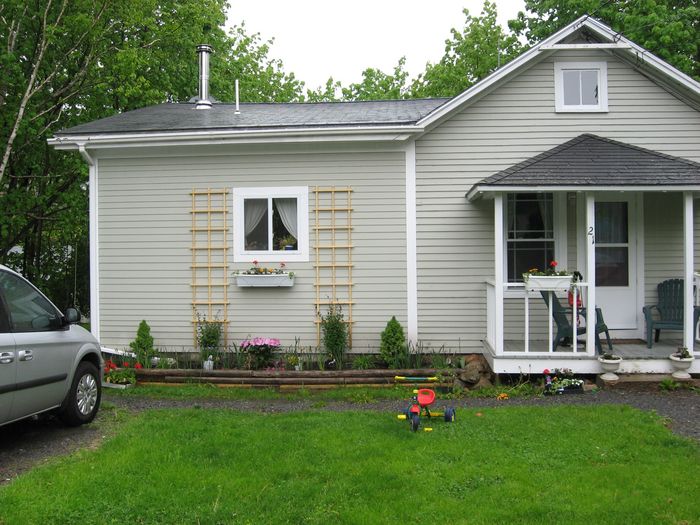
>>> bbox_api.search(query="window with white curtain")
[233,187,309,263]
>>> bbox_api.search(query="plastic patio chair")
[642,278,700,348]
[539,291,613,354]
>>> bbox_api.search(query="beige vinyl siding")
[97,146,407,351]
[416,50,700,350]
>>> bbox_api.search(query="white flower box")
[523,274,572,291]
[234,274,295,287]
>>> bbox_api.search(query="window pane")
[562,70,581,106]
[506,193,555,282]
[0,271,61,332]
[508,193,553,239]
[596,247,628,286]
[595,202,628,243]
[580,70,599,105]
[272,198,298,251]
[507,241,555,282]
[244,198,268,250]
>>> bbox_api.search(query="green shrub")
[129,320,155,367]
[352,355,374,370]
[197,315,222,362]
[320,304,348,369]
[379,316,407,368]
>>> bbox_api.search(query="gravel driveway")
[1,383,697,485]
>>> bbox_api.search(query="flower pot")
[234,274,294,287]
[669,354,694,380]
[597,356,622,381]
[523,275,572,291]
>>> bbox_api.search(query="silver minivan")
[0,265,102,427]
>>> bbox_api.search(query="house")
[49,16,700,376]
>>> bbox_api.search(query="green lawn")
[0,405,698,524]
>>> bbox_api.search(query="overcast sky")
[225,0,527,90]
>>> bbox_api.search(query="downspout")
[78,144,100,341]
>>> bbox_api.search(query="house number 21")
[588,226,595,244]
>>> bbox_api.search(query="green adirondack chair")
[643,279,700,348]
[540,291,613,354]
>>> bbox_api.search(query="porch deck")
[503,338,690,359]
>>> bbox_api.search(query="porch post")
[585,193,596,355]
[494,194,504,354]
[683,192,694,351]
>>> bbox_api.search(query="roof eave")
[467,184,700,202]
[49,124,424,150]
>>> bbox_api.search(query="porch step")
[596,373,699,388]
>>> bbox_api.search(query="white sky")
[225,0,527,90]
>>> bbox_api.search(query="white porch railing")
[487,281,596,356]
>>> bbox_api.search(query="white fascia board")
[48,125,422,150]
[417,16,592,129]
[418,16,700,130]
[467,185,700,201]
[584,17,700,97]
[540,43,631,50]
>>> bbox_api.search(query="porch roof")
[466,134,700,200]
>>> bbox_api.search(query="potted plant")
[232,261,295,287]
[278,235,297,251]
[597,352,622,381]
[522,260,573,291]
[669,346,694,380]
[543,368,584,395]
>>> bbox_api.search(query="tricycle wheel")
[444,407,456,422]
[410,414,420,432]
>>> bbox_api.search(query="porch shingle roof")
[475,134,700,187]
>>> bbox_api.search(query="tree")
[0,0,303,313]
[509,0,700,80]
[411,1,522,98]
[341,57,410,101]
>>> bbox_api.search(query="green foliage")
[510,0,700,80]
[659,378,681,391]
[351,355,375,370]
[320,304,348,369]
[129,320,155,367]
[0,0,304,306]
[196,315,222,360]
[379,316,407,368]
[341,57,411,101]
[412,2,522,98]
[104,367,136,386]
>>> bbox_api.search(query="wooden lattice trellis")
[313,186,354,346]
[191,188,229,348]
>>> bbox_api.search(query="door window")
[595,202,629,286]
[0,271,62,332]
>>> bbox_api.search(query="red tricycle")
[397,388,456,432]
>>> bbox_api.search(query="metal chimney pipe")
[195,44,213,109]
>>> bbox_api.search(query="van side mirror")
[64,307,80,324]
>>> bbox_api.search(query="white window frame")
[554,61,608,112]
[503,192,567,296]
[233,186,309,263]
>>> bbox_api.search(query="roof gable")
[419,16,700,130]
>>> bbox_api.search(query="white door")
[594,195,640,332]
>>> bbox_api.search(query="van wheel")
[59,361,101,426]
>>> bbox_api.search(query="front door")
[594,195,640,333]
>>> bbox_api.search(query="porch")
[469,134,700,375]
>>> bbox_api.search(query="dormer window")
[555,62,608,112]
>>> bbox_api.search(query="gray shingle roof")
[477,134,700,187]
[56,99,449,136]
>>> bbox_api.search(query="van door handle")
[18,350,33,362]
[0,352,14,364]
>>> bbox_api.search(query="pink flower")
[543,369,550,375]
[252,259,258,266]
[280,262,286,268]
[550,260,558,268]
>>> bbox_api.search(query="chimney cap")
[196,44,213,53]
